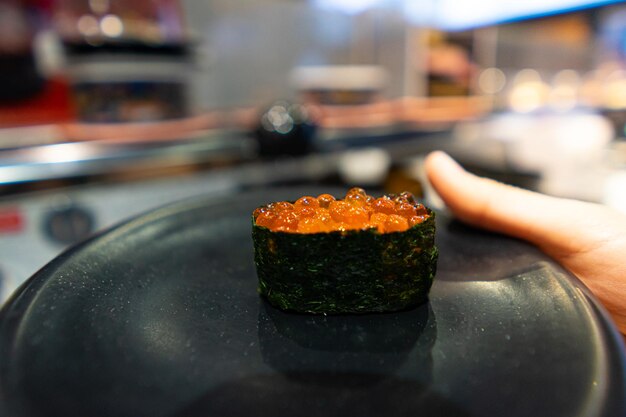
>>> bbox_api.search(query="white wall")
[181,1,411,110]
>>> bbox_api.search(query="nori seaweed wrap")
[251,189,438,314]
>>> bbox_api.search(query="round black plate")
[1,187,625,417]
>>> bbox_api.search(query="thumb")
[424,151,621,258]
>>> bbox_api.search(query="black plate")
[1,188,625,417]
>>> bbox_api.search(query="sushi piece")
[251,188,438,314]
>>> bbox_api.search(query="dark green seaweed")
[252,208,438,314]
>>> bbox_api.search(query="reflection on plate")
[259,300,436,380]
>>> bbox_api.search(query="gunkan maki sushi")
[251,188,438,314]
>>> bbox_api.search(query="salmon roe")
[253,188,430,234]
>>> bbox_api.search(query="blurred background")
[1,0,626,303]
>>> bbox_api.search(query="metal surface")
[0,187,624,417]
[0,130,254,186]
[0,130,514,188]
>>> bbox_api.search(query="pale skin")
[425,151,626,337]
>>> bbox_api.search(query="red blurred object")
[28,0,54,11]
[0,208,24,234]
[0,0,74,127]
[0,77,75,127]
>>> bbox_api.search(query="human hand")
[425,151,626,336]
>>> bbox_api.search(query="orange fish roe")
[253,188,431,234]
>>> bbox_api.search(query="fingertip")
[424,150,447,168]
[425,150,450,162]
[425,151,464,175]
[424,151,467,190]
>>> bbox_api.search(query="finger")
[424,151,622,257]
